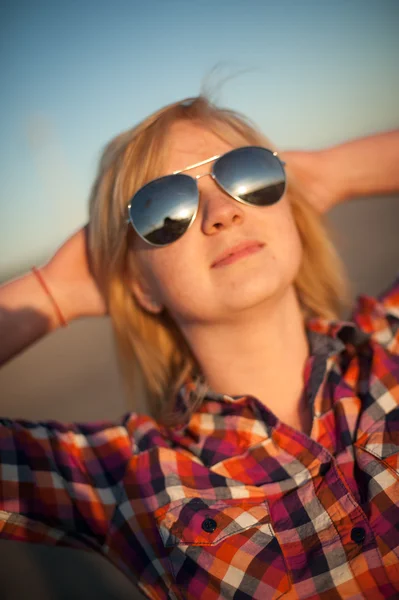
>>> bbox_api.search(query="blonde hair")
[88,96,350,425]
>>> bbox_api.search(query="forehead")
[161,121,239,175]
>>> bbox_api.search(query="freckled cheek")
[264,204,298,240]
[264,210,303,269]
[149,252,202,302]
[281,223,303,265]
[155,266,206,321]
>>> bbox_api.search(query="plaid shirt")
[1,277,399,600]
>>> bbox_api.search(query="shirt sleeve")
[0,416,132,552]
[351,273,399,354]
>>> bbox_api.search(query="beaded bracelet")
[31,266,67,327]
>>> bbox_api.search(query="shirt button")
[202,518,217,533]
[319,462,330,476]
[351,527,366,544]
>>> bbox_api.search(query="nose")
[198,175,244,235]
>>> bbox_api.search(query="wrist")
[40,260,106,323]
[31,266,68,331]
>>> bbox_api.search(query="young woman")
[0,97,398,599]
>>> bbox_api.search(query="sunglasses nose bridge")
[194,171,213,181]
[194,171,222,199]
[194,171,229,205]
[196,171,245,230]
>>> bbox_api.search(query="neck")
[180,286,311,431]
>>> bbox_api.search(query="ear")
[130,279,163,315]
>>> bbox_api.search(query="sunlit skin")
[131,121,312,433]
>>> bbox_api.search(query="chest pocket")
[356,407,399,478]
[354,409,399,585]
[155,497,291,599]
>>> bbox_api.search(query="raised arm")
[283,129,399,213]
[0,416,131,552]
[0,226,106,366]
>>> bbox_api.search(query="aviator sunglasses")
[127,146,286,246]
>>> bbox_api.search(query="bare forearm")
[0,228,107,367]
[0,271,60,366]
[320,129,399,205]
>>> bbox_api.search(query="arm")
[319,129,399,205]
[285,129,399,350]
[0,271,61,367]
[283,129,399,213]
[0,226,106,367]
[0,416,131,551]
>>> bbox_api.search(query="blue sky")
[1,0,398,279]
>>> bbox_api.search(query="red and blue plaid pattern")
[1,276,399,599]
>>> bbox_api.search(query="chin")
[221,273,291,313]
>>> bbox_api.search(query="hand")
[282,150,338,214]
[41,225,107,323]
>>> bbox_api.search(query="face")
[129,121,303,327]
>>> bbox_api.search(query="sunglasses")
[127,145,286,247]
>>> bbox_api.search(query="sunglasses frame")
[127,146,286,246]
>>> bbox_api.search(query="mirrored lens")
[129,174,198,245]
[213,147,286,206]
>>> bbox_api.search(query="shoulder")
[351,273,399,354]
[122,412,176,454]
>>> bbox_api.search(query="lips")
[211,240,264,268]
